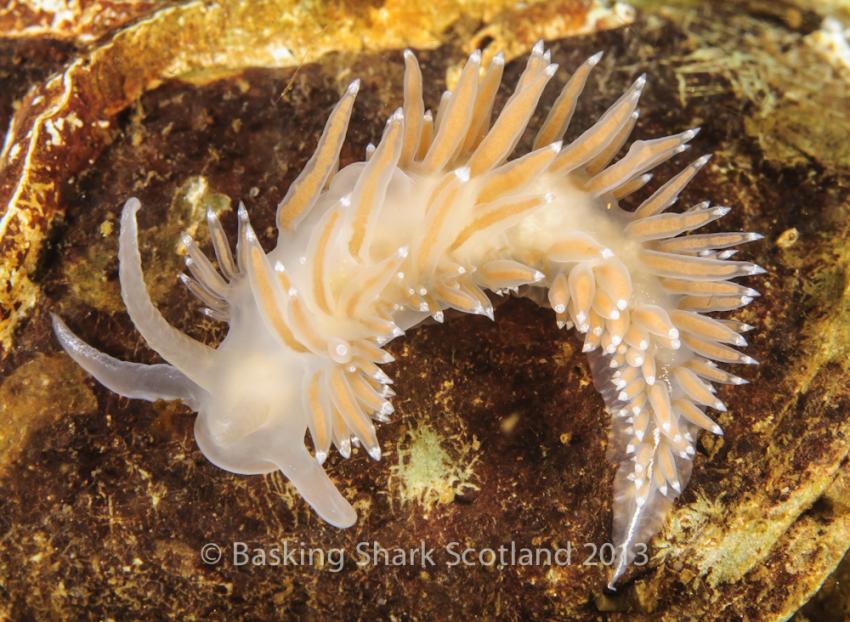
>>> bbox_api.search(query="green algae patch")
[389,422,480,514]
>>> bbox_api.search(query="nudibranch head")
[54,42,763,586]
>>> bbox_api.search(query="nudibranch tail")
[55,43,764,588]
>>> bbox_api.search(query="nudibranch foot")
[54,43,763,586]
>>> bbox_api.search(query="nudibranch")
[53,43,763,586]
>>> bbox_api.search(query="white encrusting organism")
[53,44,763,587]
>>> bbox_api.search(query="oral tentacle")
[118,198,217,388]
[51,313,205,410]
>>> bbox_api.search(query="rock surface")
[0,1,848,619]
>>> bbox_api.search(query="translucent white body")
[54,45,762,587]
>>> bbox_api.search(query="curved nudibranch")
[53,43,763,586]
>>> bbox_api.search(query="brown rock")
[0,1,848,620]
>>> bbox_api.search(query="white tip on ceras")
[682,127,701,141]
[694,153,713,168]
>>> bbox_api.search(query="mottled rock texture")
[0,1,848,620]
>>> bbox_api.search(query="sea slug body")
[53,43,763,587]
